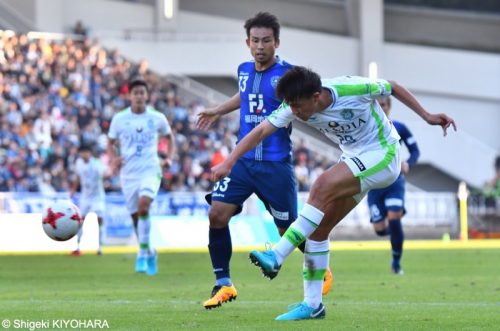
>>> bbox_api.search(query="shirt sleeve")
[267,102,295,128]
[395,121,420,167]
[329,76,391,101]
[370,79,392,99]
[158,113,172,136]
[108,115,119,139]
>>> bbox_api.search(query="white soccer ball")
[42,200,83,241]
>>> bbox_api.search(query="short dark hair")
[128,78,148,93]
[276,66,322,103]
[79,144,92,153]
[495,155,500,171]
[244,12,280,40]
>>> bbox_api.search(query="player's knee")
[137,199,151,216]
[308,225,330,241]
[308,184,330,210]
[375,228,389,236]
[372,222,388,236]
[137,204,150,217]
[387,210,404,220]
[137,210,148,218]
[308,178,345,209]
[208,208,231,228]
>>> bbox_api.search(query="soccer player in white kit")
[107,78,175,276]
[212,67,456,320]
[70,144,107,256]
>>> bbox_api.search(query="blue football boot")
[275,302,326,321]
[249,248,281,280]
[146,251,158,276]
[135,255,147,273]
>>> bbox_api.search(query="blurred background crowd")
[0,32,331,194]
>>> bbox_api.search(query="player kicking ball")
[212,67,456,320]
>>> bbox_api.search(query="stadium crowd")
[0,31,327,194]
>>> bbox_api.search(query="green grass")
[0,248,499,330]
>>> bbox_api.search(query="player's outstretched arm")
[211,120,278,181]
[197,93,241,130]
[389,80,457,136]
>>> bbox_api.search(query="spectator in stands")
[72,21,88,38]
[294,151,311,191]
[494,156,500,195]
[483,155,500,201]
[0,30,322,195]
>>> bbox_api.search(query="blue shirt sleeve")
[393,121,420,168]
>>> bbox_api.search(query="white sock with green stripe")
[303,239,330,309]
[274,203,324,265]
[138,214,151,257]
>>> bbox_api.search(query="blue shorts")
[367,174,406,223]
[207,158,297,229]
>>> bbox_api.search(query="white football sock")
[274,203,324,265]
[303,239,330,309]
[138,214,151,257]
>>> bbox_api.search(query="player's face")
[246,27,279,68]
[80,150,91,162]
[288,93,320,121]
[129,86,148,111]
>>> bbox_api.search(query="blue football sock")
[388,219,404,266]
[208,226,232,284]
[215,277,232,287]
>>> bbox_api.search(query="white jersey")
[108,107,171,180]
[268,76,401,157]
[75,157,106,201]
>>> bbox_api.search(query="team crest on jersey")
[328,121,338,128]
[147,119,154,129]
[341,109,354,120]
[270,76,280,89]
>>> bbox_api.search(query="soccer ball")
[42,200,83,241]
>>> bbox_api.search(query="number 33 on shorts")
[213,177,231,192]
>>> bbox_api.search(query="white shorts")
[341,143,401,203]
[79,197,105,218]
[121,174,162,214]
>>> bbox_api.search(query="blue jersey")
[237,57,293,162]
[393,120,420,170]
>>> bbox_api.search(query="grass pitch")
[0,244,499,330]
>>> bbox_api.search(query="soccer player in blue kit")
[367,96,420,275]
[197,12,332,309]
